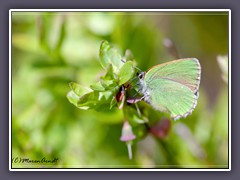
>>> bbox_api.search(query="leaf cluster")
[67,40,136,111]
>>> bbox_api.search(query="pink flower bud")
[120,121,136,142]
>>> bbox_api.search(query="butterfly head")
[137,71,146,80]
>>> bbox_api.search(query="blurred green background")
[11,11,229,168]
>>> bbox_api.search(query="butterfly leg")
[126,94,148,104]
[126,97,142,104]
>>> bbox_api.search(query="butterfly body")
[138,58,201,120]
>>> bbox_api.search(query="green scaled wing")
[144,58,201,120]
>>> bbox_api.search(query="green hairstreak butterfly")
[133,58,201,120]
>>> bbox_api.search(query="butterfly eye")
[138,72,145,79]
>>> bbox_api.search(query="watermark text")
[12,157,59,164]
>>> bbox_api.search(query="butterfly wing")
[144,58,201,120]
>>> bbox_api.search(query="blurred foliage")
[12,11,229,168]
[217,55,228,84]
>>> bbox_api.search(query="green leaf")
[91,65,119,92]
[66,90,79,108]
[104,64,118,80]
[67,82,94,110]
[76,90,117,111]
[69,82,91,97]
[118,61,135,85]
[100,67,118,90]
[101,65,119,88]
[100,78,116,90]
[98,90,114,101]
[97,90,118,111]
[77,91,98,110]
[99,40,124,73]
[90,81,105,91]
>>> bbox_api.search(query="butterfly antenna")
[134,66,142,73]
[121,59,127,63]
[121,59,143,72]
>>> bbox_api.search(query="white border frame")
[9,9,231,171]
